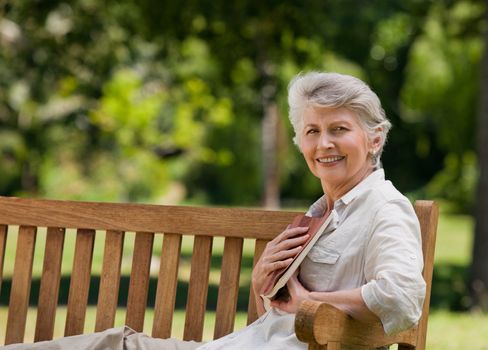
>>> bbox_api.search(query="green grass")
[427,311,488,350]
[1,210,487,349]
[434,213,474,265]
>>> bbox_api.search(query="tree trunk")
[469,3,488,311]
[256,35,282,209]
[262,102,281,209]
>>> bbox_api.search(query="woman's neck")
[321,167,374,206]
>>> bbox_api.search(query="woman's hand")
[251,225,309,315]
[270,271,310,313]
[252,225,309,293]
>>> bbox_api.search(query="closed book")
[260,209,333,310]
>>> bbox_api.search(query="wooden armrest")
[295,300,418,349]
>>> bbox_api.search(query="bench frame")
[0,197,437,349]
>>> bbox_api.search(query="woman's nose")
[318,133,334,149]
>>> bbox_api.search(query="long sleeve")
[361,200,426,334]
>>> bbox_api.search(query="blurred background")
[1,0,488,348]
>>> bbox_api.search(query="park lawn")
[434,212,474,265]
[427,310,488,350]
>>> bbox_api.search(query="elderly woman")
[196,71,426,349]
[2,72,425,350]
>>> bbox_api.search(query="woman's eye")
[305,129,318,135]
[332,126,347,132]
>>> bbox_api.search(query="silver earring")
[370,151,377,164]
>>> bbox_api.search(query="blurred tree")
[134,0,439,206]
[0,1,233,202]
[0,0,484,212]
[400,0,486,212]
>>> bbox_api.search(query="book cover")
[260,209,333,309]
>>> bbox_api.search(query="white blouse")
[197,169,426,350]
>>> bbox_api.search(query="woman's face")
[299,106,379,198]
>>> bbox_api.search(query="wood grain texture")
[214,237,244,339]
[95,230,125,332]
[152,233,182,339]
[5,226,37,345]
[183,235,213,342]
[0,196,296,239]
[413,200,438,350]
[327,342,341,350]
[0,225,7,295]
[125,232,154,332]
[296,300,417,348]
[35,227,65,342]
[247,239,268,325]
[64,229,95,337]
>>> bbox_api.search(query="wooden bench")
[0,196,438,349]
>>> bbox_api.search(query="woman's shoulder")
[351,179,415,224]
[376,179,410,203]
[357,177,410,206]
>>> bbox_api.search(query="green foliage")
[0,0,486,210]
[426,152,478,212]
[400,1,485,212]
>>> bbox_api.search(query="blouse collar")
[307,169,385,217]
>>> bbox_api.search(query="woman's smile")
[316,155,346,164]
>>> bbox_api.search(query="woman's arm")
[251,225,311,317]
[271,273,380,324]
[308,288,380,324]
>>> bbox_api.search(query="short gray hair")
[288,72,391,168]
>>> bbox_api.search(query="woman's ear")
[369,127,383,154]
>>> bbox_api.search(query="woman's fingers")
[267,231,309,256]
[267,226,307,248]
[259,226,309,269]
[261,257,293,274]
[253,225,311,291]
[279,226,309,241]
[269,226,309,249]
[266,244,303,263]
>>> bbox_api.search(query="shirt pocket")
[300,240,345,292]
[307,246,341,265]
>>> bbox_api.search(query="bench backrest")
[0,196,297,345]
[0,197,437,349]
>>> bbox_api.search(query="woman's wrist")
[251,275,262,294]
[308,291,325,302]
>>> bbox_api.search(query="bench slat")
[152,233,182,339]
[214,237,244,339]
[0,225,7,295]
[35,227,65,342]
[65,229,95,337]
[247,239,268,325]
[5,226,37,345]
[126,232,154,332]
[0,196,294,239]
[184,235,213,341]
[413,200,439,350]
[95,230,125,332]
